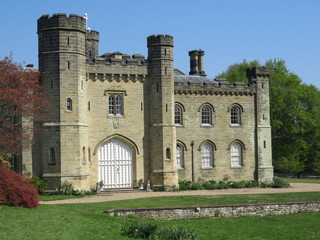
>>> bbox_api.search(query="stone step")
[99,188,145,195]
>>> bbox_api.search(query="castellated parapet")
[38,13,86,33]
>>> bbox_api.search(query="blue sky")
[1,0,319,88]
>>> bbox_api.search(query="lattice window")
[174,105,182,125]
[231,143,242,167]
[231,106,241,125]
[176,144,184,168]
[201,106,211,125]
[201,143,213,167]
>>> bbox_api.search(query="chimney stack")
[189,50,206,77]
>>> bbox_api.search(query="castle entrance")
[98,139,133,188]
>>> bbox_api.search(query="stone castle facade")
[24,13,273,191]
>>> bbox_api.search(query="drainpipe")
[191,141,195,182]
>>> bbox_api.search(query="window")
[82,146,86,164]
[231,106,241,125]
[201,106,211,125]
[166,148,171,159]
[231,143,242,167]
[201,143,213,167]
[176,144,184,168]
[109,95,123,115]
[66,98,72,111]
[174,105,182,125]
[49,147,56,165]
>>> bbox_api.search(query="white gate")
[98,139,133,188]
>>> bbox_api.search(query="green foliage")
[271,176,290,188]
[121,220,158,239]
[190,182,204,190]
[202,180,217,190]
[155,226,197,240]
[178,180,192,191]
[57,180,82,196]
[30,175,47,193]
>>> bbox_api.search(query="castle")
[23,13,273,191]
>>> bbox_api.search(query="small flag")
[83,13,88,20]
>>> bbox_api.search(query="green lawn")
[1,192,320,240]
[282,177,320,184]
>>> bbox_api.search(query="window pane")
[202,106,211,124]
[231,106,240,125]
[66,98,72,111]
[175,105,182,124]
[109,96,114,114]
[116,96,123,115]
[201,143,213,167]
[176,144,184,168]
[231,143,242,166]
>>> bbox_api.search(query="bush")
[30,175,47,193]
[271,177,290,188]
[57,180,82,195]
[155,226,197,240]
[0,167,39,208]
[190,182,204,190]
[178,180,192,191]
[121,220,158,239]
[217,181,229,189]
[202,180,217,190]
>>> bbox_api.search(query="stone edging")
[104,201,320,219]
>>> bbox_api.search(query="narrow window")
[49,147,56,165]
[164,48,167,56]
[201,106,211,125]
[166,148,171,159]
[81,80,83,90]
[68,61,70,69]
[66,98,72,111]
[165,67,167,75]
[82,146,86,164]
[231,143,242,167]
[109,95,115,114]
[166,104,168,112]
[67,37,70,45]
[88,148,91,162]
[176,144,184,168]
[174,105,182,125]
[231,106,241,125]
[264,141,266,148]
[116,95,123,115]
[201,143,213,167]
[88,101,90,111]
[141,102,143,111]
[50,79,53,89]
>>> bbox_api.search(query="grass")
[282,177,320,184]
[1,192,320,240]
[40,194,84,201]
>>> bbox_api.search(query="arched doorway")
[98,139,133,188]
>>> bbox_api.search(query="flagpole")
[84,13,88,30]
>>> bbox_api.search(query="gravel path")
[40,183,320,205]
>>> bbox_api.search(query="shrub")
[121,220,158,239]
[0,167,39,208]
[155,226,197,240]
[202,180,217,190]
[30,175,47,193]
[57,180,81,195]
[190,182,204,190]
[217,181,229,189]
[271,177,290,188]
[178,180,192,191]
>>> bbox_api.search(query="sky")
[1,0,319,88]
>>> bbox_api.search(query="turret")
[86,30,99,62]
[147,34,178,190]
[247,66,274,182]
[37,13,89,190]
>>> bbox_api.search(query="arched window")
[49,147,56,165]
[66,98,72,111]
[109,95,115,114]
[116,95,123,115]
[201,143,213,167]
[231,143,242,167]
[174,105,182,125]
[88,147,91,162]
[231,106,241,125]
[176,144,184,168]
[201,106,211,125]
[166,148,171,159]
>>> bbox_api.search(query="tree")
[0,57,48,161]
[216,59,320,176]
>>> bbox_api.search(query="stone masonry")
[25,13,273,191]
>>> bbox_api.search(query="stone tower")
[38,14,89,189]
[85,30,99,63]
[147,35,178,190]
[247,67,274,182]
[189,50,206,76]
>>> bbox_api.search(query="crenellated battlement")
[38,13,86,33]
[246,66,270,79]
[147,34,174,47]
[92,52,147,66]
[86,30,99,41]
